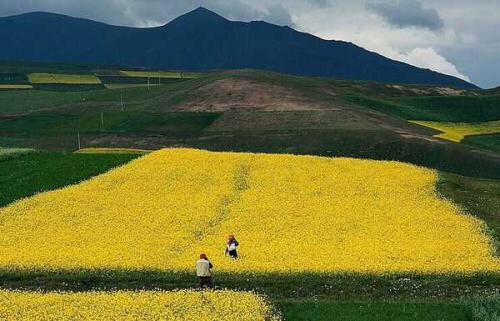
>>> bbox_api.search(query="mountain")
[0,7,477,89]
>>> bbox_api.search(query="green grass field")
[0,72,29,84]
[346,94,500,122]
[438,172,500,251]
[277,300,468,321]
[0,152,139,207]
[0,147,35,161]
[463,134,500,153]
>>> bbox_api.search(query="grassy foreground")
[277,300,468,321]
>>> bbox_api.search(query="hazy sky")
[0,0,498,88]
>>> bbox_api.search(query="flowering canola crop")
[410,120,500,142]
[0,148,498,273]
[0,290,280,321]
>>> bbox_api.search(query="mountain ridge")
[0,7,477,89]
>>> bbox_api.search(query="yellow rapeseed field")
[0,148,498,273]
[74,147,152,154]
[410,120,500,142]
[28,73,101,84]
[0,290,281,321]
[120,70,201,79]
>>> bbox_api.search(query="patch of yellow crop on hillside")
[0,290,280,321]
[0,84,33,89]
[411,120,500,142]
[75,147,152,154]
[28,73,101,84]
[0,148,498,273]
[120,70,201,79]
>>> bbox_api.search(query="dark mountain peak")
[2,11,106,27]
[0,8,477,89]
[167,7,228,26]
[3,11,65,21]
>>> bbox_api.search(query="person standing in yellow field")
[225,234,239,259]
[196,253,213,288]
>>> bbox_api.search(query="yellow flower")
[0,289,281,321]
[0,148,498,273]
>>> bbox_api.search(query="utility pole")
[158,71,161,86]
[77,131,81,150]
[120,93,124,111]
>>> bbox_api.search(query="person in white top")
[225,234,239,259]
[196,253,214,288]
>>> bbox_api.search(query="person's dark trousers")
[228,250,238,258]
[198,276,213,288]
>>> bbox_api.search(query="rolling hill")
[0,7,476,89]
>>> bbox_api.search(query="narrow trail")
[165,155,254,262]
[193,157,253,241]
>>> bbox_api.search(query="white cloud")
[296,2,472,83]
[388,47,470,81]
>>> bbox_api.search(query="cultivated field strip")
[410,120,500,142]
[27,73,101,84]
[0,148,498,273]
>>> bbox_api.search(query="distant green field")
[75,147,152,154]
[0,73,29,84]
[463,134,500,153]
[0,152,138,207]
[0,84,173,114]
[104,83,151,89]
[0,111,221,150]
[0,147,35,161]
[346,94,500,122]
[28,73,102,84]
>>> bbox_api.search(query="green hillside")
[0,64,498,180]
